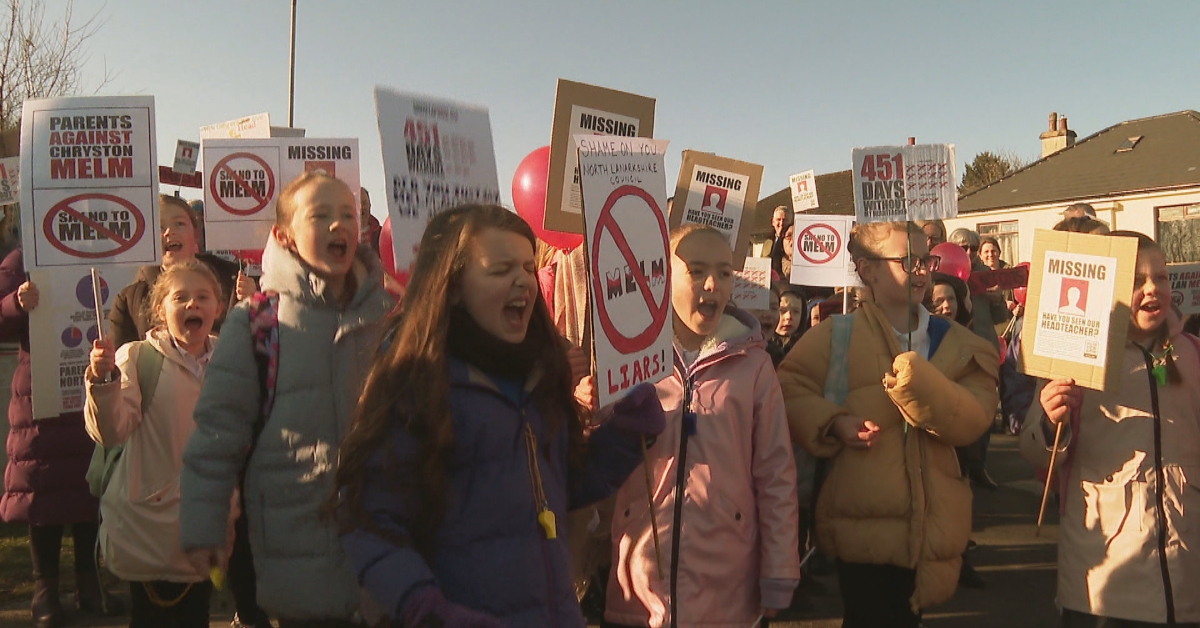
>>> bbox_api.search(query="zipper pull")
[683,411,698,436]
[1152,363,1167,387]
[538,508,557,539]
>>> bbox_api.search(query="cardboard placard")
[852,144,957,224]
[19,96,161,270]
[28,265,136,418]
[199,112,271,140]
[374,87,500,279]
[159,166,202,189]
[1169,262,1200,316]
[575,135,672,408]
[202,137,359,251]
[670,151,762,269]
[173,139,199,175]
[790,214,861,288]
[1021,230,1137,391]
[545,80,656,235]
[732,257,771,310]
[0,156,19,206]
[790,170,818,213]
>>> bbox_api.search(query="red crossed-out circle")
[797,223,841,264]
[210,152,276,216]
[42,193,146,259]
[590,185,670,354]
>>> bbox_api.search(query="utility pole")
[288,0,297,127]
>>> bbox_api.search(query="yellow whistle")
[538,509,557,540]
[209,567,224,591]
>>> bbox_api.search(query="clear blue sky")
[76,0,1200,219]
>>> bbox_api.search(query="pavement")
[0,433,1060,628]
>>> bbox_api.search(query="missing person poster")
[1021,229,1137,391]
[670,151,763,269]
[545,80,656,235]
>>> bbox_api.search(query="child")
[779,222,997,628]
[1025,231,1200,626]
[332,204,664,625]
[179,171,395,627]
[769,288,807,361]
[85,261,231,627]
[606,223,801,627]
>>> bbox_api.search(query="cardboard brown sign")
[670,150,763,269]
[544,79,655,235]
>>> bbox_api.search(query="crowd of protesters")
[0,183,1196,628]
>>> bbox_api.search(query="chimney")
[1040,111,1078,158]
[907,136,916,146]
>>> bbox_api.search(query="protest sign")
[202,137,359,251]
[375,87,500,279]
[790,170,818,213]
[173,139,199,175]
[852,144,957,224]
[0,156,19,206]
[199,112,271,140]
[1168,262,1200,316]
[28,265,136,418]
[1021,229,1137,391]
[671,151,763,269]
[545,80,656,235]
[20,96,160,270]
[968,265,1029,295]
[575,135,672,408]
[159,166,202,189]
[790,214,860,288]
[732,257,771,310]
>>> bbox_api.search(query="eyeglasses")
[865,254,941,273]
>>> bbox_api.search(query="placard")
[790,169,818,213]
[20,96,160,269]
[375,87,500,280]
[545,80,656,235]
[1021,230,1137,391]
[852,144,957,224]
[575,135,672,408]
[173,139,199,175]
[732,257,771,310]
[0,156,19,206]
[28,265,136,418]
[202,137,359,251]
[671,151,762,269]
[199,112,271,140]
[790,214,861,288]
[1169,262,1200,316]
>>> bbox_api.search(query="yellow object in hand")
[209,567,224,590]
[538,509,557,540]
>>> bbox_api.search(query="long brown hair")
[331,204,584,551]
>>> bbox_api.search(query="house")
[946,111,1200,265]
[748,170,854,255]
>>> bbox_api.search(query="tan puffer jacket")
[778,301,998,612]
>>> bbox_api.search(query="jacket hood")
[143,327,216,373]
[685,306,766,365]
[259,233,389,311]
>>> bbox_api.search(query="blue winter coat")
[341,357,645,627]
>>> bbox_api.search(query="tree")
[959,150,1029,195]
[0,0,108,132]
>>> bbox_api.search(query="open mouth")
[1140,300,1162,315]
[327,237,349,260]
[696,300,719,320]
[183,315,204,332]
[164,241,183,253]
[503,298,529,327]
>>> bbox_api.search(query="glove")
[402,587,504,628]
[609,382,666,437]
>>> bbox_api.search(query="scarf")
[446,306,540,381]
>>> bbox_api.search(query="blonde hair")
[848,221,915,262]
[275,170,349,229]
[145,260,224,329]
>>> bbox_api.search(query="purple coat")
[0,249,98,525]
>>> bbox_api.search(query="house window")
[1156,204,1200,263]
[978,221,1020,266]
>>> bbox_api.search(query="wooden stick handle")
[1035,421,1066,536]
[641,435,663,578]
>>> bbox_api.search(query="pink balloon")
[511,146,583,251]
[378,216,410,287]
[931,242,971,282]
[998,335,1008,365]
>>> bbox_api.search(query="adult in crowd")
[108,195,253,349]
[915,219,947,251]
[979,237,1006,271]
[1054,216,1110,235]
[1,247,124,627]
[359,188,381,255]
[769,206,793,278]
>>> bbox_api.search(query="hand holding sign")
[16,280,38,312]
[86,338,116,383]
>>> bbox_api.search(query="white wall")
[944,187,1200,264]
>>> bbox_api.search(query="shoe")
[76,566,126,616]
[31,577,66,628]
[970,469,999,490]
[958,561,986,589]
[231,612,275,628]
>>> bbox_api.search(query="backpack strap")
[135,340,165,416]
[86,340,165,498]
[241,291,281,479]
[823,314,854,406]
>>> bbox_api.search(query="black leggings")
[29,522,99,579]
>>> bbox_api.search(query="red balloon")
[998,335,1008,365]
[511,146,583,251]
[931,242,971,282]
[378,216,410,287]
[1012,262,1030,306]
